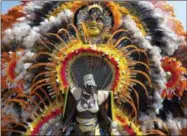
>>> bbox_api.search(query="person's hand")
[110,122,120,135]
[110,121,118,129]
[55,128,64,136]
[58,124,66,133]
[62,125,67,132]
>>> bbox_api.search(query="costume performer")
[1,1,187,136]
[62,74,118,135]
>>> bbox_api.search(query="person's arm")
[62,86,82,131]
[98,90,111,126]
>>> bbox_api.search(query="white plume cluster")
[139,113,155,132]
[3,22,31,44]
[23,28,41,48]
[2,1,73,49]
[122,15,166,90]
[137,1,182,55]
[2,104,20,122]
[152,90,164,114]
[139,112,187,135]
[15,50,34,73]
[24,1,47,14]
[139,99,187,135]
[166,114,187,135]
[38,9,73,34]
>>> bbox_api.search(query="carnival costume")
[1,1,187,135]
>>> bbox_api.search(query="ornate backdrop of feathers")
[1,1,187,136]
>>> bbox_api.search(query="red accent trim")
[163,66,179,88]
[31,109,62,135]
[8,61,17,80]
[59,48,120,90]
[115,115,136,136]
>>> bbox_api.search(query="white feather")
[122,15,166,90]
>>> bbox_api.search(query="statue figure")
[61,74,118,136]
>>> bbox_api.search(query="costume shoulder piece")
[97,90,109,105]
[70,87,82,101]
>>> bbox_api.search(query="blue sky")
[1,1,20,14]
[1,1,186,30]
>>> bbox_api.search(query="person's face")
[85,9,104,37]
[84,76,95,93]
[85,86,94,94]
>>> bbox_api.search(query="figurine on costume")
[61,74,119,135]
